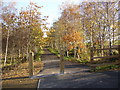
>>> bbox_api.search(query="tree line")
[46,1,119,61]
[1,2,47,66]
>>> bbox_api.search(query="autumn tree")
[1,1,47,65]
[47,3,87,59]
[47,1,119,61]
[1,2,17,65]
[17,2,47,61]
[81,1,119,56]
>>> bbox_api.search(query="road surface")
[35,49,119,88]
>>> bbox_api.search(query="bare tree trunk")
[66,50,69,57]
[10,55,12,64]
[18,49,21,62]
[28,52,34,76]
[4,27,10,66]
[26,45,29,61]
[60,49,64,74]
[112,16,115,45]
[106,2,112,55]
[77,48,80,59]
[51,40,54,49]
[14,54,16,64]
[74,47,76,58]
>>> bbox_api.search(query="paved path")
[34,49,119,88]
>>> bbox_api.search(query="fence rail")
[92,55,119,59]
[94,48,119,51]
[90,45,120,62]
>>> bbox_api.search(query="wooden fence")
[90,45,120,62]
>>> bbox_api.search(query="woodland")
[1,1,120,72]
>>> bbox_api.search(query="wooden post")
[60,49,64,74]
[118,45,120,60]
[90,47,94,62]
[28,52,34,76]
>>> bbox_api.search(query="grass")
[2,49,44,68]
[34,49,44,61]
[38,50,44,55]
[64,56,74,61]
[2,63,16,67]
[48,48,90,64]
[48,47,120,72]
[63,56,89,64]
[2,56,27,68]
[76,59,89,64]
[90,64,120,72]
[48,48,60,57]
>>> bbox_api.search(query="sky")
[2,0,118,28]
[3,0,82,28]
[2,0,83,37]
[2,0,117,37]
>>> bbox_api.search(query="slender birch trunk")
[4,27,10,66]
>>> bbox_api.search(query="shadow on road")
[39,70,119,88]
[38,48,119,88]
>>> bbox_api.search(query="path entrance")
[32,48,119,88]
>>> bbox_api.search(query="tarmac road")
[37,49,119,88]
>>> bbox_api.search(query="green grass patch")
[2,62,19,69]
[38,50,44,54]
[64,56,74,61]
[63,56,89,64]
[48,48,89,64]
[76,59,89,64]
[90,64,120,72]
[34,49,44,61]
[48,48,60,57]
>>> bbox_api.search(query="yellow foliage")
[77,49,81,53]
[68,45,73,50]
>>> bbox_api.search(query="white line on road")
[37,79,41,90]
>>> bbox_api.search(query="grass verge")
[48,48,60,57]
[90,64,120,72]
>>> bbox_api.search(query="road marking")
[37,79,41,89]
